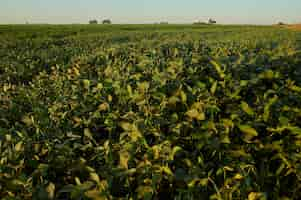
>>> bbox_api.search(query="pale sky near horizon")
[0,0,300,24]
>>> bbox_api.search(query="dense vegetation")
[1,24,301,199]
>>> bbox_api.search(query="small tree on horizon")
[208,18,217,24]
[89,20,98,24]
[102,19,112,24]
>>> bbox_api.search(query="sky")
[0,0,300,25]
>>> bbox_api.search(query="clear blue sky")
[0,0,300,24]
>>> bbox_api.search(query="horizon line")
[0,22,290,26]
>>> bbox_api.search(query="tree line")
[88,18,219,25]
[89,19,112,24]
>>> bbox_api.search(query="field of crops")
[288,24,301,31]
[1,24,301,199]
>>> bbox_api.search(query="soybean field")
[1,24,301,199]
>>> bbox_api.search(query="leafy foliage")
[1,24,301,199]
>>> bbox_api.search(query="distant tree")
[208,18,217,24]
[89,20,98,24]
[102,19,112,24]
[160,22,168,24]
[278,22,286,26]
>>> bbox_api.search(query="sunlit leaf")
[180,90,187,103]
[161,166,173,176]
[210,60,225,79]
[119,150,130,169]
[238,125,258,142]
[90,173,100,184]
[98,103,109,112]
[241,101,254,116]
[248,192,266,200]
[84,128,93,139]
[186,109,206,121]
[46,182,55,199]
[85,189,107,200]
[211,81,218,94]
[83,79,90,89]
[14,141,23,152]
[136,186,153,200]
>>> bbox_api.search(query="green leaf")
[161,166,173,176]
[136,186,153,200]
[171,146,183,160]
[127,85,133,95]
[14,141,23,152]
[90,173,100,184]
[46,182,55,199]
[138,81,150,93]
[83,79,90,89]
[290,85,301,93]
[85,189,107,200]
[120,122,132,131]
[262,70,275,80]
[238,125,258,142]
[188,178,208,188]
[221,136,231,144]
[5,134,12,142]
[119,150,130,169]
[210,60,225,79]
[248,192,266,200]
[240,80,248,87]
[180,90,187,103]
[98,102,109,112]
[21,115,34,126]
[84,128,93,139]
[263,96,278,122]
[120,122,142,141]
[278,116,289,126]
[241,101,254,116]
[210,81,218,95]
[186,109,206,121]
[168,96,180,105]
[233,173,244,180]
[287,126,301,135]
